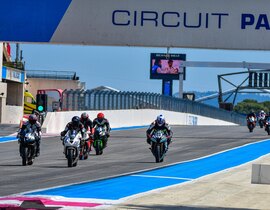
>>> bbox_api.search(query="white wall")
[42,109,237,133]
[4,105,23,124]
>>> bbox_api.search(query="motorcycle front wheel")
[67,149,73,167]
[155,145,161,163]
[21,146,27,166]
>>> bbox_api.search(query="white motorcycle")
[63,129,85,167]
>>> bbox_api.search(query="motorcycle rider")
[17,114,41,157]
[92,112,111,147]
[60,116,85,143]
[80,112,93,134]
[264,111,270,126]
[258,110,266,118]
[246,110,257,122]
[146,114,173,150]
[80,112,94,150]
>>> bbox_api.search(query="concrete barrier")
[41,109,237,134]
[251,164,270,184]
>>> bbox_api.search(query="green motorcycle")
[93,126,106,155]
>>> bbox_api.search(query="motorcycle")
[79,132,92,160]
[19,130,38,166]
[150,129,168,163]
[93,126,106,155]
[63,129,82,167]
[258,115,266,128]
[265,118,270,135]
[247,116,256,132]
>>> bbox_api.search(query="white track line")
[131,174,193,181]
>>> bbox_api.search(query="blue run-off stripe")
[0,136,17,143]
[0,0,72,42]
[27,139,270,200]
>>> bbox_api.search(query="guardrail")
[62,89,246,125]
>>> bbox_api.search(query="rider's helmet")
[81,112,89,121]
[71,116,80,127]
[29,114,37,125]
[156,114,165,127]
[97,112,104,122]
[260,110,265,114]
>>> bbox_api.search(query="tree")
[234,99,268,114]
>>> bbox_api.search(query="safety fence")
[62,89,246,125]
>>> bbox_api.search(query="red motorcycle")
[79,131,93,160]
[247,116,256,132]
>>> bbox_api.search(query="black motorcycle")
[150,129,168,163]
[265,118,270,135]
[19,131,37,166]
[258,115,265,128]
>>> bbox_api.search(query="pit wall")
[42,109,237,134]
[4,105,23,124]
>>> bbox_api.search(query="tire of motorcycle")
[79,154,83,160]
[155,145,161,163]
[96,141,103,155]
[21,146,27,166]
[67,149,73,167]
[28,146,35,165]
[73,161,78,167]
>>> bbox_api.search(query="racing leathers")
[60,121,85,142]
[246,112,257,123]
[92,118,111,147]
[146,121,173,149]
[17,121,42,157]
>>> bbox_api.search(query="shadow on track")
[0,164,22,167]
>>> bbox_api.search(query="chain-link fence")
[62,89,246,125]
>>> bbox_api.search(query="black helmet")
[72,116,80,127]
[29,114,37,124]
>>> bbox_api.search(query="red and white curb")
[0,195,116,209]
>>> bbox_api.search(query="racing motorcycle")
[150,129,168,163]
[247,116,256,132]
[79,132,91,160]
[258,114,266,128]
[93,126,106,155]
[63,129,83,167]
[265,118,270,135]
[19,130,38,166]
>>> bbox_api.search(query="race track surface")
[0,125,268,196]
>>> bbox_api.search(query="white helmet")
[261,110,265,114]
[156,114,165,126]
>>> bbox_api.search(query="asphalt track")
[0,125,268,197]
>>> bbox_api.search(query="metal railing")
[26,70,79,80]
[62,89,246,125]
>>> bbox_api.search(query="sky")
[11,44,270,95]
